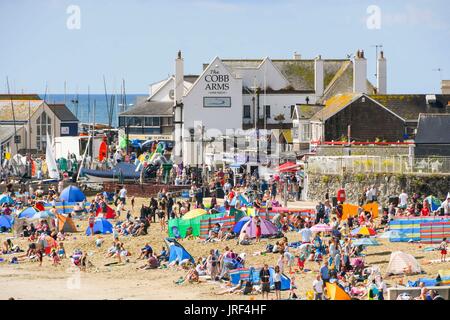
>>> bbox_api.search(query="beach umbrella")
[352,238,380,246]
[425,195,442,211]
[351,226,377,236]
[310,223,332,233]
[0,195,14,205]
[18,207,38,219]
[181,209,207,220]
[60,186,86,202]
[0,215,12,229]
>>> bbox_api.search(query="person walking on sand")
[259,264,271,300]
[439,237,447,262]
[255,216,262,243]
[273,265,282,300]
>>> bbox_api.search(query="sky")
[0,0,449,94]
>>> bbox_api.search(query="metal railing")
[307,156,450,174]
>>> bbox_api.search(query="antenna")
[433,68,443,81]
[371,44,383,80]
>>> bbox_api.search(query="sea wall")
[315,145,410,157]
[307,172,450,205]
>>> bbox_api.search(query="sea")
[43,94,146,127]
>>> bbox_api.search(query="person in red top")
[255,216,262,243]
[88,212,96,236]
[337,187,346,203]
[228,188,235,202]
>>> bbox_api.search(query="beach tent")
[352,238,380,246]
[60,186,86,202]
[240,218,278,238]
[85,218,113,235]
[230,194,251,207]
[362,202,379,218]
[424,195,442,211]
[56,214,77,233]
[233,216,251,234]
[326,282,351,300]
[31,211,55,220]
[18,207,38,219]
[164,237,195,264]
[0,195,14,205]
[0,215,12,230]
[378,230,409,242]
[437,270,450,286]
[95,204,116,219]
[233,267,291,290]
[182,208,207,220]
[276,161,299,173]
[386,251,423,275]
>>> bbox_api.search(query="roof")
[0,94,41,100]
[0,99,43,121]
[369,94,450,121]
[294,104,324,120]
[415,114,450,144]
[183,75,199,84]
[310,93,361,121]
[212,58,370,93]
[119,100,173,116]
[47,104,79,122]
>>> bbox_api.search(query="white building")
[120,50,382,166]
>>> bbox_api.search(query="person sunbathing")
[137,254,160,270]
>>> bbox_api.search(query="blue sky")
[0,0,449,94]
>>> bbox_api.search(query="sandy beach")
[0,196,448,300]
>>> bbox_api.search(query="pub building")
[119,49,382,168]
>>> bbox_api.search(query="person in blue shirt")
[157,246,168,262]
[320,261,330,283]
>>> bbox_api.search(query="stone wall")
[307,172,450,205]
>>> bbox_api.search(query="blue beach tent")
[232,216,251,234]
[18,207,38,219]
[0,215,12,230]
[60,186,86,202]
[0,195,14,205]
[85,218,113,235]
[164,237,195,264]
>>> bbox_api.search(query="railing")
[307,156,450,174]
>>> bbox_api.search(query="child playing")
[273,265,282,300]
[51,248,61,265]
[58,242,66,259]
[439,237,447,262]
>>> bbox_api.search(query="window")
[153,117,160,126]
[264,105,271,119]
[36,111,52,151]
[243,105,251,119]
[302,123,311,141]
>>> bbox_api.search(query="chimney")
[353,49,367,93]
[314,55,324,96]
[377,51,387,94]
[293,52,301,60]
[174,50,184,106]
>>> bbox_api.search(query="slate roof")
[212,58,374,93]
[293,104,324,120]
[415,114,450,144]
[0,125,17,143]
[119,101,173,116]
[369,94,450,121]
[310,93,361,121]
[47,104,79,122]
[0,94,41,100]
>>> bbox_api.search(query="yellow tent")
[326,282,351,300]
[362,202,379,218]
[342,203,359,220]
[181,209,207,220]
